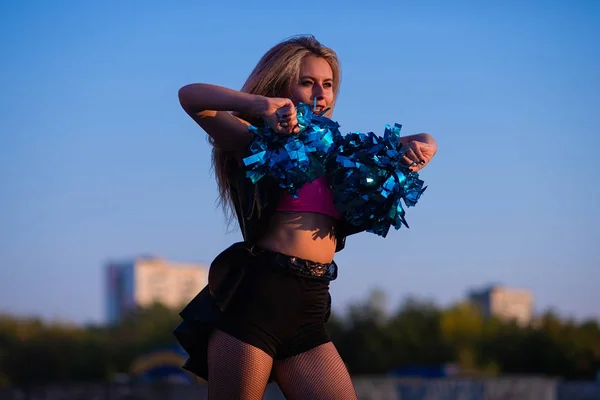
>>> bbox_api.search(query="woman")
[175,35,438,400]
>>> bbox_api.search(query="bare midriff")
[257,211,337,264]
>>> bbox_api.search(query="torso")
[257,211,338,264]
[231,153,340,263]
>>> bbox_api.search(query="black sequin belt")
[250,245,338,281]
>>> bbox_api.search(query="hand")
[258,97,300,134]
[401,140,437,172]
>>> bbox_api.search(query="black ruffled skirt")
[173,242,250,381]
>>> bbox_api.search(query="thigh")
[272,342,358,400]
[207,330,274,400]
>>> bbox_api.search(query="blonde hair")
[212,35,341,225]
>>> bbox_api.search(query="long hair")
[211,35,341,226]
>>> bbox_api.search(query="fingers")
[400,147,427,173]
[276,105,298,134]
[276,104,294,120]
[401,155,417,169]
[402,148,419,166]
[411,144,427,164]
[402,143,427,167]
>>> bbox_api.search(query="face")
[290,55,335,115]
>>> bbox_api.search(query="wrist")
[249,95,269,119]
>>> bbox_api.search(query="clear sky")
[1,1,599,325]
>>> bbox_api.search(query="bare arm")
[178,84,299,152]
[178,84,264,151]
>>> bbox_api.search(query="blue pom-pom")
[242,103,342,197]
[326,123,427,237]
[242,105,428,238]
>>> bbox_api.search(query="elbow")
[178,84,204,114]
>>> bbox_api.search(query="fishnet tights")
[207,330,273,400]
[208,330,357,400]
[273,342,358,400]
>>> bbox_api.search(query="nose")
[312,84,325,100]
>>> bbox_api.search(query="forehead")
[299,56,333,79]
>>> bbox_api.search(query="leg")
[207,329,274,400]
[272,342,358,400]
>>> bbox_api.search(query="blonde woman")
[175,35,438,400]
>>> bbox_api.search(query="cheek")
[326,91,335,103]
[322,90,335,106]
[291,86,311,103]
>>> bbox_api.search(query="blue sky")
[1,1,599,325]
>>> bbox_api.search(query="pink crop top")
[276,176,342,219]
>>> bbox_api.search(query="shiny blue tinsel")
[242,103,342,197]
[326,123,427,237]
[242,104,427,237]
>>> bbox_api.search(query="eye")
[323,82,333,89]
[300,80,313,87]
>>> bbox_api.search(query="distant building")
[468,285,533,326]
[105,255,208,324]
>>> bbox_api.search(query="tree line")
[1,290,598,387]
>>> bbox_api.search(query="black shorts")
[174,242,336,381]
[218,249,332,359]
